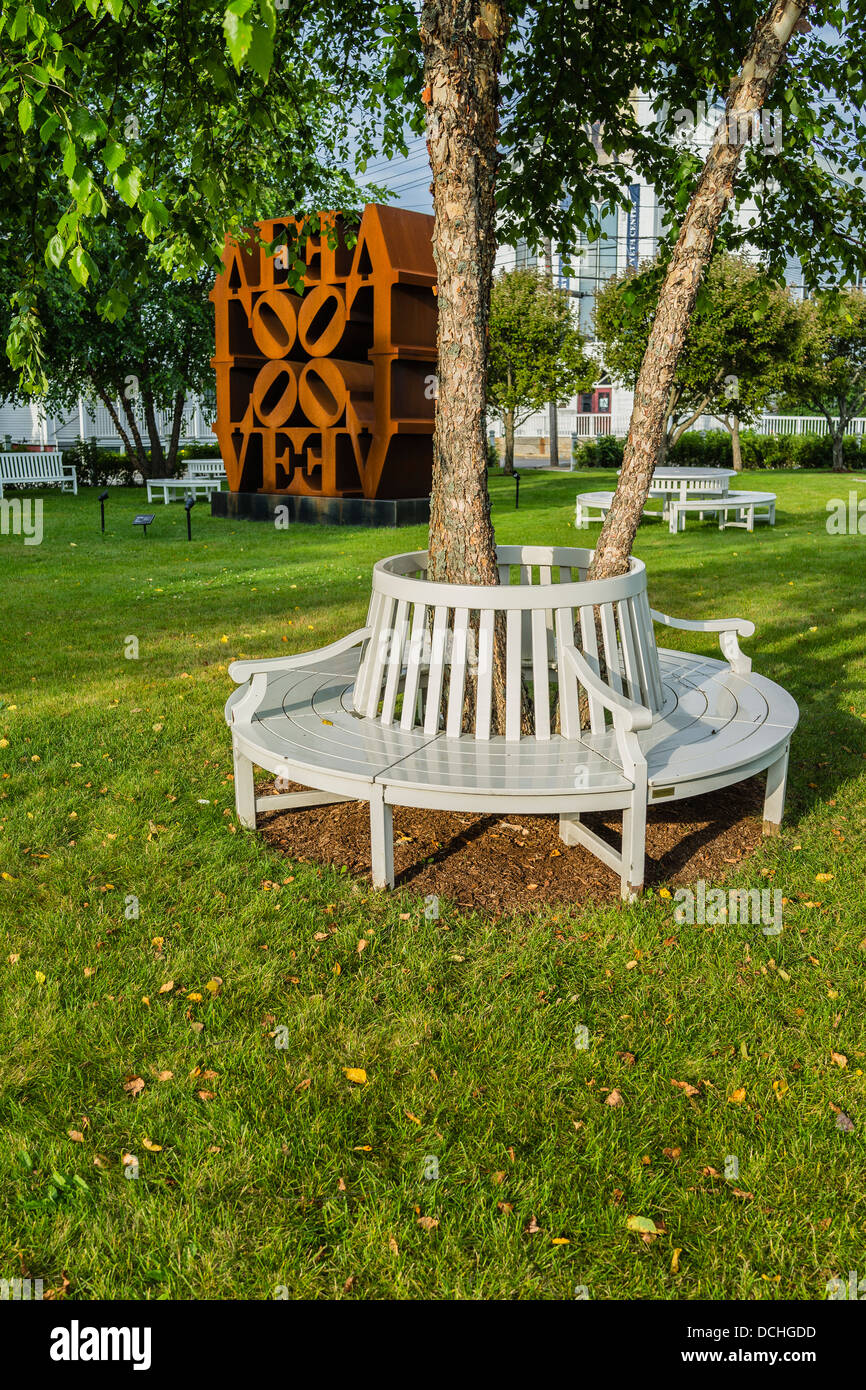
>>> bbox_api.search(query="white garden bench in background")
[668,491,776,534]
[0,450,77,499]
[575,491,663,528]
[146,477,224,504]
[225,545,798,900]
[184,458,226,481]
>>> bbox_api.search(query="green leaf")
[62,140,78,177]
[103,0,124,17]
[102,140,124,172]
[142,209,159,241]
[246,23,273,81]
[10,6,29,40]
[69,246,93,286]
[224,1,254,71]
[39,113,61,143]
[18,94,33,134]
[258,0,276,34]
[45,234,65,268]
[113,163,142,207]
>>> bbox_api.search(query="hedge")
[60,438,222,487]
[572,428,866,471]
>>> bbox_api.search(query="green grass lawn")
[1,468,864,1300]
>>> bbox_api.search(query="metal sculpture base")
[211,491,430,528]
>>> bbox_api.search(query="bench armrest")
[228,627,371,684]
[650,609,753,675]
[563,645,650,783]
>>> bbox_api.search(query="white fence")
[490,410,866,443]
[0,395,215,450]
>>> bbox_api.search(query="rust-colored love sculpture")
[210,204,437,499]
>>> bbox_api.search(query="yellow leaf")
[141,996,150,1007]
[2,872,16,882]
[34,970,46,985]
[815,873,834,883]
[68,1130,85,1143]
[142,1137,162,1152]
[772,1078,789,1100]
[158,980,174,994]
[729,1087,747,1105]
[405,1111,420,1124]
[658,887,672,899]
[343,1068,367,1084]
[671,1247,682,1273]
[205,977,222,995]
[187,992,203,1002]
[626,1215,659,1234]
[551,1237,570,1245]
[357,939,367,955]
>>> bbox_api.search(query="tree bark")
[117,392,151,478]
[589,0,805,579]
[730,407,743,471]
[142,390,165,475]
[97,388,137,464]
[164,390,187,475]
[420,0,507,586]
[503,409,515,474]
[831,427,845,472]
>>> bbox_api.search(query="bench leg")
[370,786,394,888]
[621,791,647,900]
[559,811,580,845]
[763,746,790,837]
[233,744,257,829]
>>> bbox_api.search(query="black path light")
[133,512,155,537]
[184,493,196,541]
[98,489,109,533]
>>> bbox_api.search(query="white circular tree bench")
[668,490,777,534]
[575,491,664,528]
[225,545,798,899]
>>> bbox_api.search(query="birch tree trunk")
[420,0,507,586]
[503,409,515,474]
[589,0,805,580]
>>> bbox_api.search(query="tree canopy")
[488,266,595,473]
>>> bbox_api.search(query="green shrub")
[61,438,221,485]
[573,425,866,471]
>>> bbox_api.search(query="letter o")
[252,360,299,428]
[297,284,347,357]
[298,359,348,427]
[250,289,298,358]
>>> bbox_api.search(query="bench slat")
[531,607,551,740]
[475,609,495,740]
[423,606,449,735]
[400,602,427,732]
[505,609,522,741]
[381,598,408,726]
[445,607,470,737]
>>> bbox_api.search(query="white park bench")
[668,490,776,534]
[184,458,226,480]
[225,545,798,899]
[146,477,225,504]
[0,450,77,499]
[575,490,664,527]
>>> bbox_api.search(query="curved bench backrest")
[352,545,663,740]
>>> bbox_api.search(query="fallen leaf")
[835,1111,855,1132]
[197,1089,215,1101]
[158,980,174,994]
[343,1068,367,1084]
[67,1130,85,1143]
[729,1087,747,1105]
[773,1078,790,1100]
[497,1201,514,1213]
[155,1070,173,1082]
[605,1089,624,1107]
[388,1236,399,1256]
[123,1076,145,1098]
[671,1247,682,1273]
[205,977,223,995]
[626,1215,659,1234]
[663,1147,682,1160]
[815,873,834,883]
[671,1078,700,1098]
[491,1171,506,1185]
[525,1215,541,1234]
[142,1137,162,1152]
[731,1188,754,1200]
[831,1051,848,1069]
[417,1216,439,1231]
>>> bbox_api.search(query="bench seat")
[226,642,796,874]
[669,491,776,533]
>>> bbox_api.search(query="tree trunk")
[549,400,559,467]
[142,390,165,475]
[420,0,507,587]
[730,407,743,471]
[164,390,187,475]
[831,427,846,472]
[97,388,137,465]
[589,0,805,580]
[503,410,515,474]
[117,393,151,478]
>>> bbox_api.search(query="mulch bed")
[257,777,766,916]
